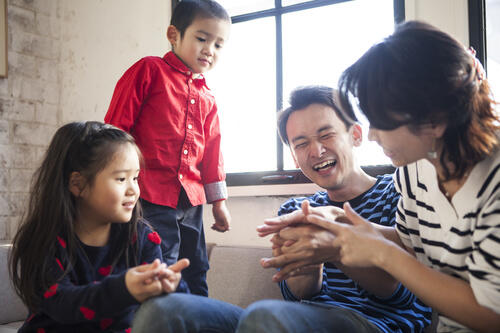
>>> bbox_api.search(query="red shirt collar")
[163,51,207,83]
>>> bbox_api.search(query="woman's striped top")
[394,153,500,332]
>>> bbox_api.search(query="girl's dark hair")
[9,121,143,311]
[278,85,355,145]
[171,0,230,38]
[339,20,499,180]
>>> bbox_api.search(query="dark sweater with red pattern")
[18,222,189,333]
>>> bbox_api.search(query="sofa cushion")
[206,245,282,308]
[0,243,28,325]
[0,321,24,333]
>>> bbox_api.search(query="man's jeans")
[236,299,384,333]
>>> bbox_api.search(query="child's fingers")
[134,259,161,273]
[168,258,190,272]
[155,267,176,281]
[141,279,164,297]
[160,277,176,293]
[137,263,166,283]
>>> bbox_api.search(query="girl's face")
[78,143,141,226]
[367,125,435,167]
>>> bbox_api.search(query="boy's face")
[168,17,230,74]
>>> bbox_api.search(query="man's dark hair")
[277,85,356,145]
[171,0,230,38]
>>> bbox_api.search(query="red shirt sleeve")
[201,102,225,185]
[104,58,156,132]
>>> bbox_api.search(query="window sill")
[228,183,323,197]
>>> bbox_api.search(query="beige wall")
[0,0,170,240]
[0,0,60,239]
[59,0,170,123]
[0,0,471,243]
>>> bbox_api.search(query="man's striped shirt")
[279,174,432,333]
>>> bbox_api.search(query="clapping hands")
[125,258,190,303]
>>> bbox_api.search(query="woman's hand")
[306,202,390,268]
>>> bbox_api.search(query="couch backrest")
[206,245,282,308]
[0,243,28,324]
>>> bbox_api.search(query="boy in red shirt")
[105,0,231,296]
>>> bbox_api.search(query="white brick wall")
[0,0,61,240]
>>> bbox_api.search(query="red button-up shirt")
[105,51,227,208]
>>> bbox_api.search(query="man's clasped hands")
[258,200,396,283]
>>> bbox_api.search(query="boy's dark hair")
[9,121,144,312]
[171,0,230,38]
[278,85,356,145]
[338,20,499,180]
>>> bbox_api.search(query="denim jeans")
[132,293,243,333]
[235,300,383,333]
[141,190,209,296]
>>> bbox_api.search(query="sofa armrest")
[0,243,28,325]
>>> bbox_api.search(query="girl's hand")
[125,259,168,302]
[306,202,390,267]
[158,259,190,293]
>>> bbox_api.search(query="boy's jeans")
[141,188,209,296]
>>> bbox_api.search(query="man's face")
[286,103,361,193]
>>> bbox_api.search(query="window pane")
[282,0,393,169]
[216,0,275,17]
[486,0,500,101]
[207,17,277,173]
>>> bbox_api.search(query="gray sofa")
[0,242,437,332]
[0,242,282,332]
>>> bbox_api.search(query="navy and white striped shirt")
[395,154,500,332]
[279,174,432,333]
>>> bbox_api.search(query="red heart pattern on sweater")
[125,328,131,333]
[79,306,95,320]
[100,318,113,330]
[43,283,58,298]
[56,258,64,271]
[37,329,45,333]
[147,231,161,245]
[57,236,66,248]
[98,265,112,276]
